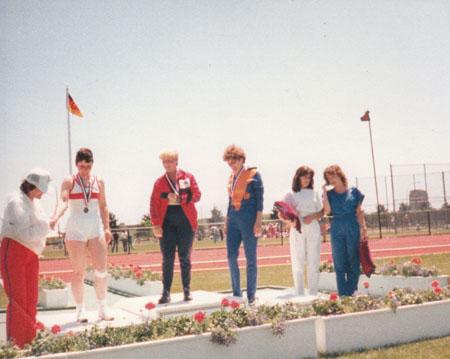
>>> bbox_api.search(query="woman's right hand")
[153,225,163,239]
[49,217,58,231]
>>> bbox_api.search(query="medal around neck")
[76,174,93,214]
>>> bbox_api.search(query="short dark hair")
[20,180,36,195]
[292,166,315,192]
[75,148,94,164]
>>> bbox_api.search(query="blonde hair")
[223,144,246,162]
[324,165,348,187]
[159,150,179,161]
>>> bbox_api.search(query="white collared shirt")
[0,191,49,255]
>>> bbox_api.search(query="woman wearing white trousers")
[281,166,323,296]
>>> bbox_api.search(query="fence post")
[427,210,432,236]
[390,164,397,234]
[423,164,428,195]
[443,171,448,206]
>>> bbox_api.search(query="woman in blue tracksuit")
[322,165,368,296]
[223,145,263,306]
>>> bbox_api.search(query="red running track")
[39,234,450,282]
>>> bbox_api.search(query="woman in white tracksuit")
[281,166,323,296]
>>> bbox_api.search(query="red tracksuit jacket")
[150,169,201,231]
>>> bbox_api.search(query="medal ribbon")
[230,166,245,197]
[76,174,92,210]
[165,172,179,196]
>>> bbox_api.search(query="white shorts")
[65,216,104,242]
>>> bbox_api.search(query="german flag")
[360,110,370,122]
[67,93,83,118]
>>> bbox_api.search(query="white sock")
[98,300,106,310]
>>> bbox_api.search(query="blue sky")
[1,0,449,224]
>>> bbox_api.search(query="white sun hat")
[25,168,51,193]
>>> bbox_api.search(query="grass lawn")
[328,336,450,358]
[41,236,287,259]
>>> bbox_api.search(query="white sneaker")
[76,308,88,323]
[98,306,114,321]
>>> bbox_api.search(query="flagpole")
[66,86,73,175]
[367,116,382,239]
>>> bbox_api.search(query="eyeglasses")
[226,155,242,161]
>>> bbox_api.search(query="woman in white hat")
[0,168,51,347]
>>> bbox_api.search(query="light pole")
[361,110,382,238]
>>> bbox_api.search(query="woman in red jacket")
[150,150,201,304]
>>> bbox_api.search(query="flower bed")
[38,277,69,309]
[315,286,450,354]
[4,301,317,358]
[318,257,448,296]
[85,264,162,296]
[2,285,450,357]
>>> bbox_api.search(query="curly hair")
[323,165,348,187]
[223,144,246,163]
[292,166,314,192]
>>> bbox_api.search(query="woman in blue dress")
[322,165,368,296]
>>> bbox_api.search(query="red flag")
[360,110,370,122]
[67,93,83,118]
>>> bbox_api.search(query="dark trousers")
[226,212,258,300]
[160,206,194,293]
[330,219,361,296]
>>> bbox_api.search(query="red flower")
[363,281,370,289]
[411,257,422,265]
[434,287,442,295]
[35,321,45,331]
[51,325,61,334]
[329,292,338,301]
[230,300,240,309]
[194,311,206,323]
[135,271,143,279]
[327,258,333,264]
[145,302,156,310]
[221,298,230,307]
[431,280,440,288]
[387,291,395,298]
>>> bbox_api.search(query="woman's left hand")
[360,228,368,242]
[104,229,112,244]
[254,221,262,237]
[303,214,315,225]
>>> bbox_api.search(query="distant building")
[409,189,429,210]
